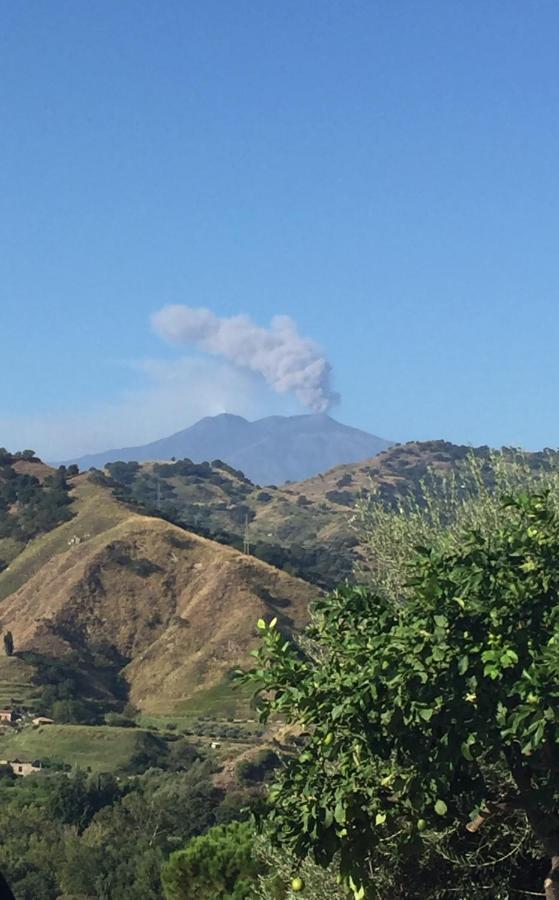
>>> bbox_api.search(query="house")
[0,759,42,777]
[0,709,14,723]
[32,716,54,726]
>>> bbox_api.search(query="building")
[0,759,42,777]
[32,716,54,726]
[0,709,14,723]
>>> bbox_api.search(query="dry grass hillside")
[107,441,504,588]
[287,440,479,505]
[0,476,316,713]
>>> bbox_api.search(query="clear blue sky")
[2,1,559,458]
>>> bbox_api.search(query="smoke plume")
[151,305,338,413]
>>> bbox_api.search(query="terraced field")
[0,656,39,709]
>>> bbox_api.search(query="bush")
[105,712,136,728]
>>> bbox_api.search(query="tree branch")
[466,799,522,833]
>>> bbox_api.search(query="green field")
[0,723,149,773]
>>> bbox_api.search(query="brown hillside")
[11,459,56,482]
[0,485,316,713]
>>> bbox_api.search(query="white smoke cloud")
[1,358,273,461]
[151,305,339,413]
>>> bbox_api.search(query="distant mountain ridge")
[65,413,393,484]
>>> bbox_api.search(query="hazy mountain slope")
[0,477,316,713]
[66,413,392,484]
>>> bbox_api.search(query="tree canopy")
[162,821,263,900]
[247,491,559,899]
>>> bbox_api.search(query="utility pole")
[243,514,251,556]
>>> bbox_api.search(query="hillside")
[65,412,392,484]
[2,439,555,718]
[99,440,519,590]
[0,474,316,714]
[0,449,75,570]
[93,439,559,594]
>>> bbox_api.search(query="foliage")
[237,751,280,786]
[25,648,129,722]
[3,631,14,657]
[0,457,74,543]
[106,460,141,486]
[245,491,559,898]
[162,821,263,899]
[254,837,349,899]
[0,759,250,899]
[354,447,559,600]
[105,711,136,727]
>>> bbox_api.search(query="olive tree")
[246,492,559,899]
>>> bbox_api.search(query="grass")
[0,723,149,773]
[0,656,40,709]
[170,679,255,719]
[0,537,25,565]
[0,479,134,601]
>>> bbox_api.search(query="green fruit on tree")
[417,818,427,832]
[291,876,304,892]
[323,732,334,746]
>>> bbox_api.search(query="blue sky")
[2,1,559,458]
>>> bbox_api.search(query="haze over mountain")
[65,413,393,485]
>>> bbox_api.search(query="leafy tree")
[246,492,559,899]
[0,763,16,783]
[254,836,347,899]
[354,447,559,601]
[236,750,280,785]
[162,821,263,899]
[51,698,93,724]
[16,450,38,462]
[3,631,14,656]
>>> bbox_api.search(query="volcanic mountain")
[65,413,392,485]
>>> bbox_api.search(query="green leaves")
[243,492,559,898]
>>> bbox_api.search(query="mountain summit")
[66,414,392,484]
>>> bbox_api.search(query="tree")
[17,450,37,462]
[354,447,559,602]
[51,698,91,724]
[161,821,263,899]
[246,492,559,899]
[3,631,14,656]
